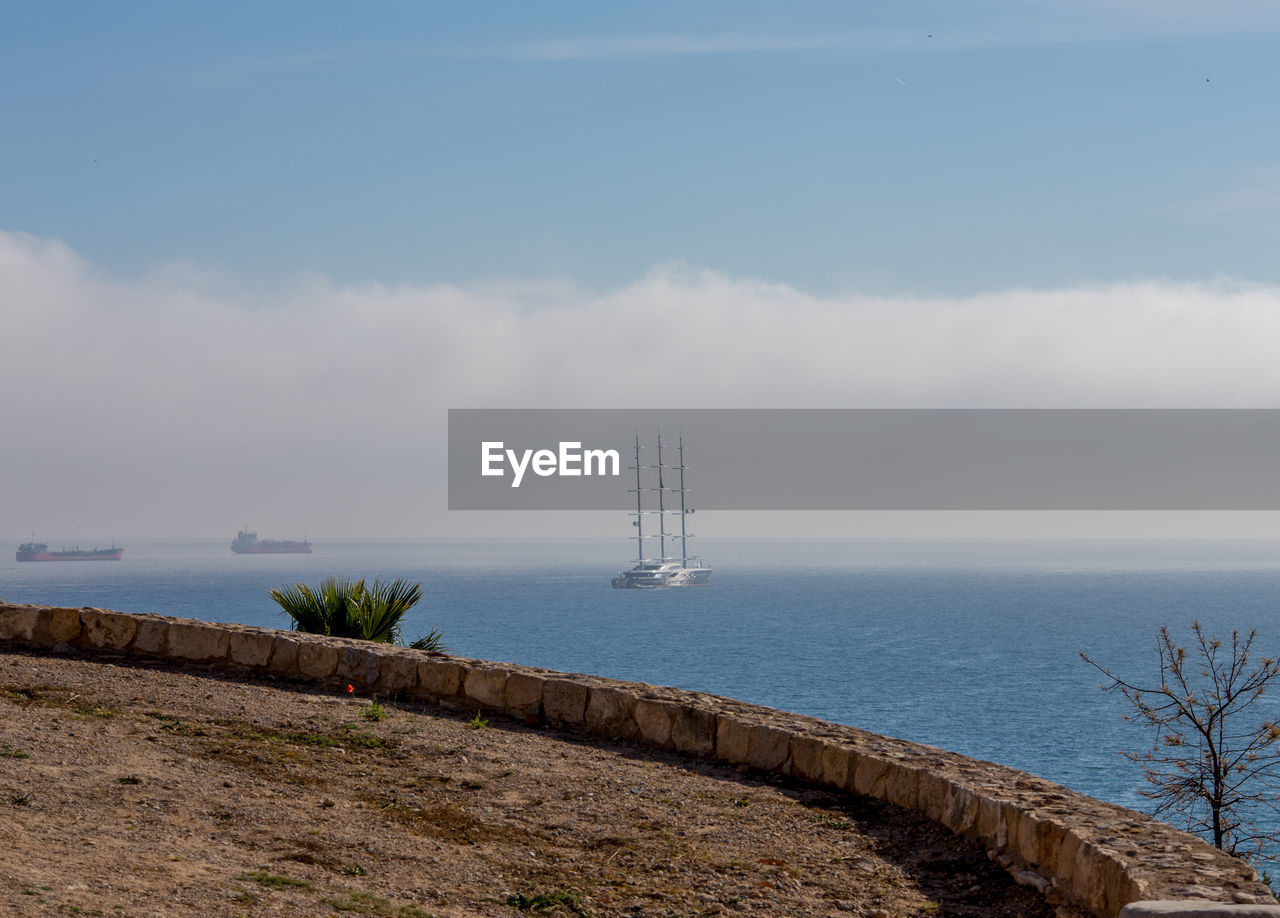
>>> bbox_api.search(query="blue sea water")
[7,536,1280,836]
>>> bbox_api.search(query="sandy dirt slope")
[0,649,1054,917]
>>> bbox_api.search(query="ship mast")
[677,432,690,568]
[631,435,643,564]
[656,432,667,561]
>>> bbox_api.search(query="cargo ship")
[16,541,124,562]
[230,529,312,554]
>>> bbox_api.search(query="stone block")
[746,723,791,772]
[268,634,301,676]
[133,619,170,655]
[634,699,676,746]
[463,667,509,709]
[915,770,952,824]
[0,604,41,642]
[1070,840,1103,911]
[79,609,138,651]
[940,783,980,837]
[1054,829,1082,891]
[585,685,639,740]
[788,735,826,783]
[820,743,857,791]
[852,753,893,799]
[976,795,1005,850]
[1019,811,1066,876]
[506,672,545,713]
[168,621,230,662]
[882,760,921,810]
[336,646,381,688]
[375,652,419,695]
[1120,903,1280,917]
[671,706,717,756]
[543,679,589,725]
[716,715,753,765]
[228,630,274,667]
[297,641,340,679]
[417,659,463,700]
[33,607,82,646]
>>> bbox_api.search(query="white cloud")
[5,230,1280,537]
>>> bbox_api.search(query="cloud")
[5,229,1280,536]
[491,32,856,61]
[455,3,1280,63]
[181,1,1280,80]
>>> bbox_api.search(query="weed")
[505,889,588,914]
[810,812,850,830]
[333,725,388,748]
[0,743,29,759]
[468,711,489,730]
[340,864,368,876]
[10,793,31,806]
[364,699,386,722]
[147,712,205,736]
[320,890,434,916]
[732,797,752,808]
[117,775,142,786]
[237,871,311,889]
[324,890,387,913]
[74,704,117,719]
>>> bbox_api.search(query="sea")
[7,536,1280,857]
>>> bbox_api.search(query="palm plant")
[269,576,446,652]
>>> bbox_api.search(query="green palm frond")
[409,630,448,654]
[269,576,442,651]
[269,582,331,635]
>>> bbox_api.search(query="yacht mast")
[631,435,643,564]
[656,432,667,561]
[677,432,690,567]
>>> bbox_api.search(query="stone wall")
[1,602,1276,918]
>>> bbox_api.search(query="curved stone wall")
[1,602,1277,918]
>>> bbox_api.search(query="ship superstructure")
[230,529,313,554]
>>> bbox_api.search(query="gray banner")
[447,409,1280,510]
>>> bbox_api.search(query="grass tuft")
[237,871,311,890]
[505,890,588,914]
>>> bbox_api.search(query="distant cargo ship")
[230,529,313,554]
[16,541,124,562]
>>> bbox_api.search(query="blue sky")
[6,1,1280,293]
[6,2,1280,538]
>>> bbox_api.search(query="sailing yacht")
[611,433,712,588]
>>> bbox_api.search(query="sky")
[5,1,1280,541]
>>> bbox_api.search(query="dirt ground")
[0,648,1056,918]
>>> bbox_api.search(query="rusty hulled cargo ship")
[16,542,124,562]
[230,529,312,555]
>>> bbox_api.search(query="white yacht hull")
[612,563,712,589]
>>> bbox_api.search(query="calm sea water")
[7,536,1280,833]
